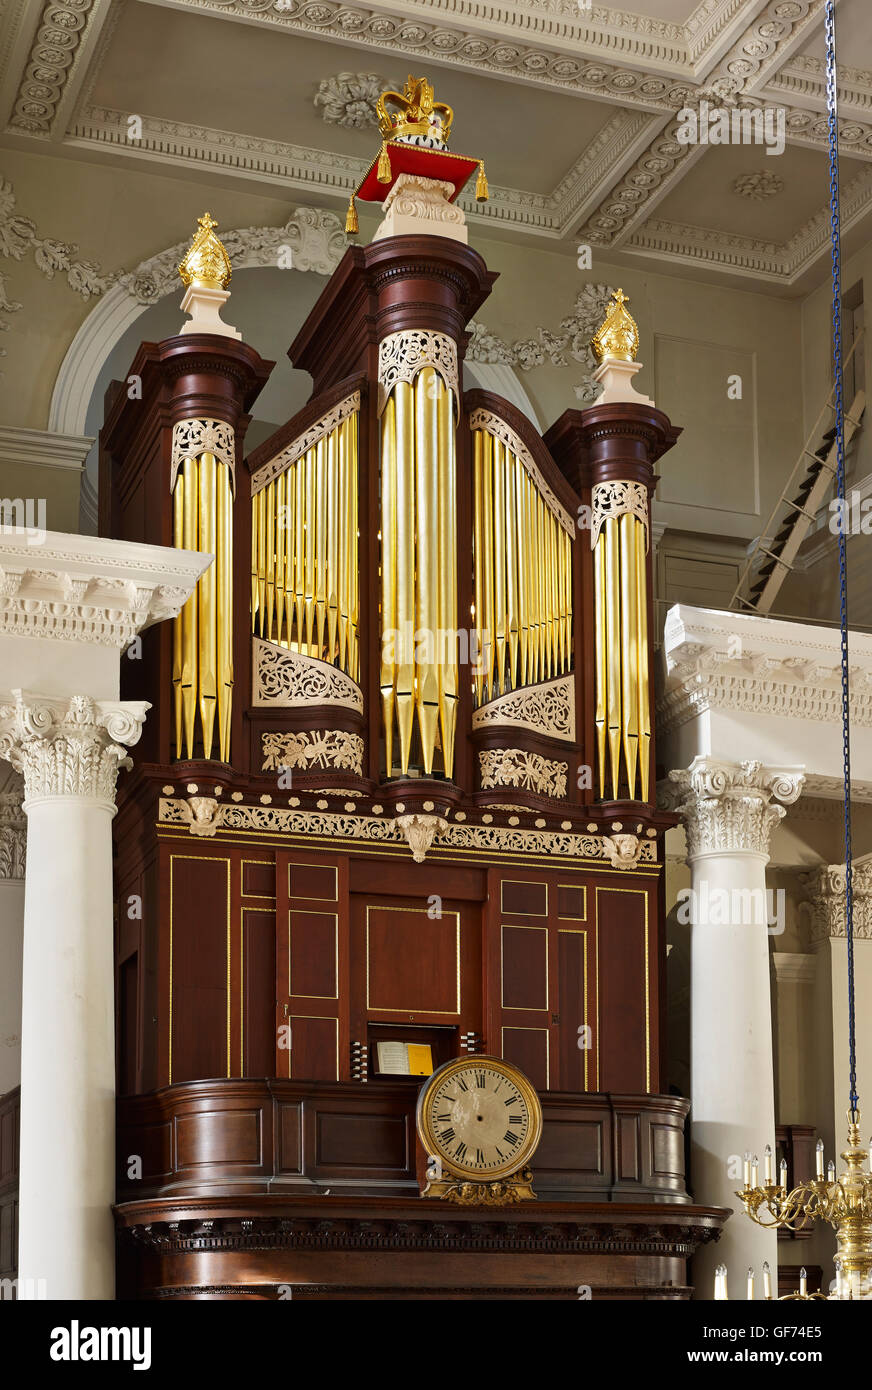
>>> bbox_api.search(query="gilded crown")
[591,288,639,364]
[178,212,232,290]
[376,75,454,146]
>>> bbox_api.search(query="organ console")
[101,77,728,1299]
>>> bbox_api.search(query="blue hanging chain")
[825,0,859,1123]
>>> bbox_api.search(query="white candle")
[714,1263,728,1300]
[835,1258,845,1298]
[764,1144,773,1183]
[762,1261,772,1299]
[816,1138,825,1178]
[779,1158,788,1193]
[828,1160,836,1182]
[743,1151,751,1187]
[751,1154,759,1187]
[799,1267,807,1296]
[747,1267,754,1301]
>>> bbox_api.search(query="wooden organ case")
[103,209,727,1299]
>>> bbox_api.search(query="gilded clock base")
[423,1168,537,1206]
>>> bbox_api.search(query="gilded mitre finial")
[591,288,639,364]
[178,212,232,290]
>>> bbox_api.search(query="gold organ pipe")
[315,437,328,657]
[274,471,286,645]
[503,443,519,693]
[264,478,276,643]
[349,411,359,682]
[326,426,340,664]
[294,456,305,649]
[283,465,294,649]
[250,488,258,635]
[473,431,485,706]
[480,431,494,703]
[181,457,199,759]
[198,452,218,761]
[437,379,458,780]
[619,512,639,801]
[535,489,546,683]
[337,420,349,673]
[492,437,507,696]
[548,514,559,677]
[172,475,185,755]
[636,518,651,802]
[216,463,233,763]
[415,368,441,775]
[395,381,416,773]
[304,446,315,654]
[380,394,398,779]
[516,462,529,689]
[604,517,622,801]
[256,484,266,638]
[593,534,607,798]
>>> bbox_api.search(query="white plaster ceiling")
[0,0,870,291]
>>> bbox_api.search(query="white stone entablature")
[658,603,872,794]
[0,530,211,704]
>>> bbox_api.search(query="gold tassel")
[377,142,392,184]
[345,196,358,235]
[476,161,488,201]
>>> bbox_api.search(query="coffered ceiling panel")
[0,0,869,291]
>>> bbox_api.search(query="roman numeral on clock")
[455,1142,468,1161]
[509,1114,522,1125]
[440,1127,455,1142]
[437,1113,452,1122]
[475,1148,484,1164]
[457,1076,469,1092]
[504,1130,519,1145]
[475,1072,486,1088]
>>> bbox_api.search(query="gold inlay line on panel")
[558,927,589,1090]
[287,862,339,903]
[499,879,548,918]
[557,883,588,922]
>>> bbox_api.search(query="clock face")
[417,1057,542,1180]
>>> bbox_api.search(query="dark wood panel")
[315,1109,409,1171]
[501,879,548,918]
[366,906,459,1016]
[288,862,338,902]
[289,910,338,1000]
[170,856,230,1085]
[176,1109,262,1169]
[243,908,275,1077]
[501,925,548,1011]
[501,1027,549,1092]
[242,860,276,899]
[557,929,587,1092]
[596,887,650,1093]
[290,1016,339,1083]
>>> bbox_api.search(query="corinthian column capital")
[668,756,804,859]
[0,690,150,810]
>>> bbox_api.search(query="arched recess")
[47,207,540,525]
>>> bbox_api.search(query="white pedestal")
[373,173,468,244]
[179,283,241,339]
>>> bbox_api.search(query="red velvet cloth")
[356,142,480,204]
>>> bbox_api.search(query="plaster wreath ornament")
[733,170,785,200]
[314,73,393,128]
[0,177,113,301]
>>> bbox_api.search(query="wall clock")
[415,1055,543,1205]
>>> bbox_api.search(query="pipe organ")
[99,88,725,1303]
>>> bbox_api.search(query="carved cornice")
[472,674,575,742]
[0,532,208,647]
[801,864,872,946]
[158,796,658,866]
[479,748,568,800]
[669,756,804,859]
[659,604,872,734]
[4,0,111,138]
[252,638,363,712]
[0,692,147,808]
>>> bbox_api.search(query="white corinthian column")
[669,756,804,1298]
[0,692,147,1300]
